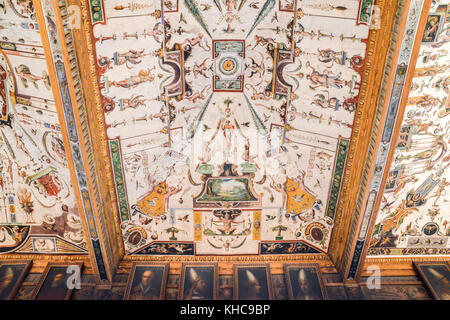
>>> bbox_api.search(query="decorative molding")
[76,0,126,260]
[327,0,402,268]
[344,0,430,281]
[121,254,330,262]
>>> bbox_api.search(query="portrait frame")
[421,14,444,43]
[31,262,83,300]
[413,261,450,300]
[233,263,273,300]
[283,263,328,300]
[123,261,169,300]
[179,262,218,300]
[0,260,32,300]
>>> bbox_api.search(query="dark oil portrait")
[284,264,327,300]
[180,263,217,300]
[35,267,71,300]
[422,14,443,42]
[234,265,272,300]
[415,262,449,300]
[0,262,31,300]
[125,264,168,300]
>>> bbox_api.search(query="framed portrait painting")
[284,263,328,300]
[413,261,449,300]
[31,262,83,300]
[123,262,169,300]
[233,264,272,300]
[0,260,32,300]
[179,263,218,300]
[421,14,444,43]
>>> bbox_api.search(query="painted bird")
[177,214,190,222]
[179,13,187,24]
[139,215,153,225]
[271,12,278,23]
[200,3,211,10]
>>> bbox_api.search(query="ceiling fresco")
[88,0,373,256]
[0,0,87,254]
[368,0,450,256]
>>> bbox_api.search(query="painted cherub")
[192,58,210,79]
[250,35,275,49]
[185,84,210,103]
[182,33,211,51]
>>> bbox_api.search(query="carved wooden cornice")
[327,0,403,268]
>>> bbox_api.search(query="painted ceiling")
[88,0,372,255]
[0,0,87,254]
[368,0,450,256]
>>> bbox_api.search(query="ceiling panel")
[0,0,86,255]
[89,0,372,256]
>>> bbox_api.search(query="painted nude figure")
[186,85,210,103]
[120,94,147,111]
[250,35,275,49]
[183,33,211,51]
[192,58,210,79]
[115,49,147,68]
[14,133,33,162]
[305,61,345,89]
[245,84,271,101]
[431,178,450,205]
[211,210,244,235]
[109,67,155,89]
